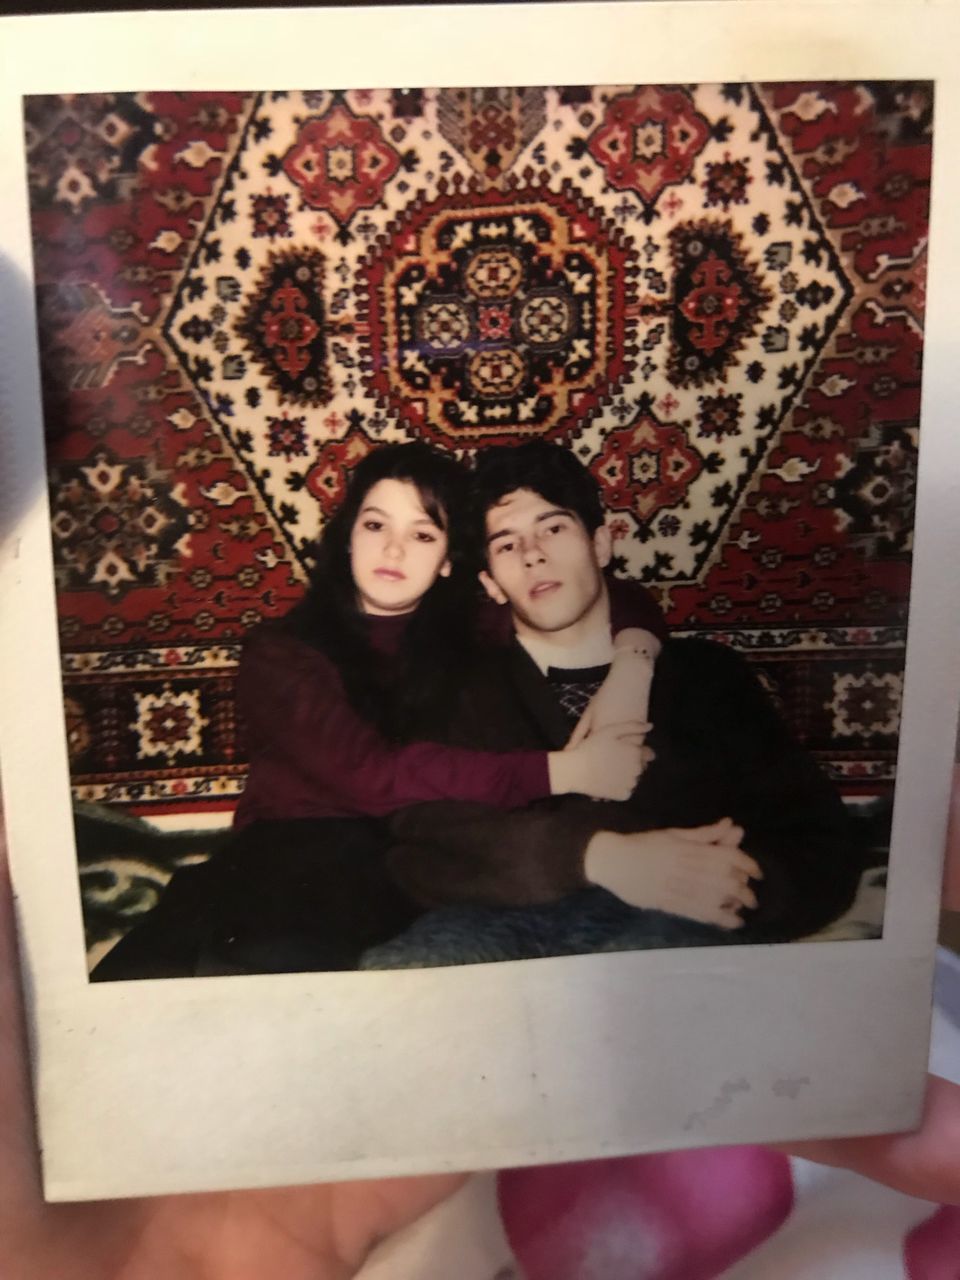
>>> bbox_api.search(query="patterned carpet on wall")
[26,82,929,848]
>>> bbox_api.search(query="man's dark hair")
[470,443,605,561]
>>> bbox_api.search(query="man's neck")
[514,586,613,675]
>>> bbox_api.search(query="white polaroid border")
[1,0,959,1202]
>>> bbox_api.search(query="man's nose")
[521,536,545,566]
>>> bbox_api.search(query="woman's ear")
[439,559,452,578]
[593,523,613,569]
[479,569,508,606]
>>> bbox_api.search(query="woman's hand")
[583,819,762,928]
[549,721,653,801]
[567,628,660,750]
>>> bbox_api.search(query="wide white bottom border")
[35,943,932,1201]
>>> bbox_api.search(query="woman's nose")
[383,535,403,560]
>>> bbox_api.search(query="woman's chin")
[359,594,419,617]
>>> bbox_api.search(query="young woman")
[92,443,649,980]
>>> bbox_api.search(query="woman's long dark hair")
[284,442,476,741]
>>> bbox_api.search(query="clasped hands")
[584,819,761,930]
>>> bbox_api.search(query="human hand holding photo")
[0,811,465,1280]
[778,761,960,1204]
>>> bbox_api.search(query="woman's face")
[349,478,451,615]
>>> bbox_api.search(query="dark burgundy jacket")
[233,612,550,828]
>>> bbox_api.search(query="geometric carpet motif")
[25,82,931,811]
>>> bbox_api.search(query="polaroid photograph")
[1,0,958,1202]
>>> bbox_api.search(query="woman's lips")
[374,568,406,581]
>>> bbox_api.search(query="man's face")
[480,488,611,638]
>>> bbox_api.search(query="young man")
[366,442,862,967]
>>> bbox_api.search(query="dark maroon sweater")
[233,612,550,828]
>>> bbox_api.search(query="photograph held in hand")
[0,0,956,1204]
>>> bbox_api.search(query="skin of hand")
[567,627,662,751]
[612,627,664,663]
[548,720,652,801]
[0,813,465,1280]
[583,819,762,928]
[779,761,960,1201]
[3,764,960,1275]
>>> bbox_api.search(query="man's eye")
[545,522,565,536]
[495,541,514,555]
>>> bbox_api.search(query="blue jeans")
[360,886,738,970]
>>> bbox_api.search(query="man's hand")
[583,819,763,929]
[549,721,653,802]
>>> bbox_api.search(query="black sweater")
[387,638,862,943]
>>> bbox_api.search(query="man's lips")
[529,580,561,599]
[374,568,406,581]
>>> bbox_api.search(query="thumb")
[566,709,592,750]
[606,720,652,739]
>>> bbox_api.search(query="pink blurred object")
[499,1147,794,1280]
[904,1206,960,1279]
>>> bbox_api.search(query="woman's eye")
[363,520,383,532]
[415,531,438,543]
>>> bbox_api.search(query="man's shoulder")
[608,575,669,641]
[650,636,794,759]
[658,635,750,673]
[653,636,761,712]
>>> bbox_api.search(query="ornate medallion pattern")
[360,183,636,445]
